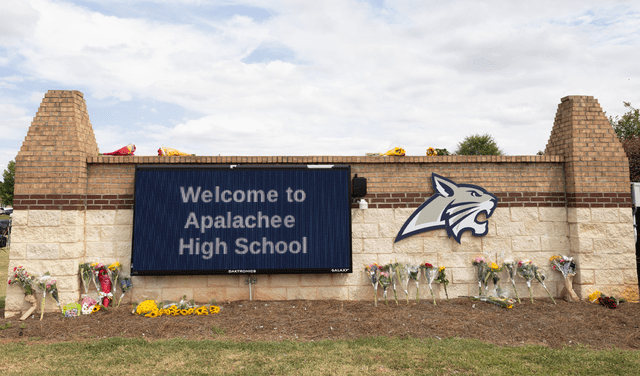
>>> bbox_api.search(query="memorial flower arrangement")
[8,266,35,296]
[45,278,63,313]
[117,276,132,307]
[378,265,393,305]
[435,266,450,301]
[393,262,410,305]
[408,264,421,303]
[93,263,113,307]
[588,290,625,309]
[472,257,489,296]
[502,260,521,303]
[534,267,557,305]
[79,262,93,295]
[364,263,379,306]
[135,298,221,317]
[81,296,98,315]
[550,255,579,301]
[470,295,515,309]
[516,260,536,304]
[35,272,53,320]
[421,263,437,305]
[108,262,122,297]
[487,262,503,297]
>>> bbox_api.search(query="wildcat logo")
[395,174,498,244]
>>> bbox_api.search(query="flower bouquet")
[93,263,113,307]
[108,261,122,297]
[393,262,410,305]
[435,266,450,301]
[502,260,521,303]
[421,263,437,305]
[117,276,132,307]
[81,296,98,315]
[589,290,624,309]
[408,264,421,303]
[534,267,557,305]
[470,295,515,309]
[35,272,52,320]
[516,260,536,304]
[45,278,64,313]
[378,264,393,305]
[365,263,379,306]
[8,266,38,320]
[549,255,579,302]
[487,262,503,297]
[472,257,489,296]
[79,262,93,295]
[136,300,161,317]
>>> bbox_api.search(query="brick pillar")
[5,90,99,317]
[545,95,638,300]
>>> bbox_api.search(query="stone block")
[352,223,378,239]
[393,237,424,254]
[193,287,227,303]
[569,236,593,253]
[28,210,61,227]
[437,253,472,268]
[624,269,639,284]
[539,207,567,222]
[512,236,541,252]
[9,243,26,259]
[131,288,162,303]
[115,210,134,225]
[567,208,591,223]
[41,259,79,277]
[352,238,363,254]
[59,242,84,258]
[394,208,415,223]
[331,272,361,287]
[423,237,453,253]
[574,269,595,284]
[317,286,349,300]
[379,222,402,238]
[61,211,83,226]
[595,269,624,285]
[447,283,472,298]
[619,208,633,223]
[254,287,287,301]
[591,208,620,223]
[85,226,101,241]
[26,243,59,260]
[101,226,132,241]
[287,287,319,300]
[162,288,194,302]
[226,286,251,301]
[86,210,116,225]
[300,274,332,286]
[526,221,567,236]
[348,285,373,301]
[605,224,634,239]
[206,275,240,287]
[575,223,607,238]
[482,237,512,253]
[115,242,132,259]
[510,207,539,222]
[576,253,635,269]
[11,211,28,226]
[452,237,482,253]
[85,242,116,259]
[364,238,393,254]
[364,208,394,223]
[351,208,364,223]
[592,238,635,254]
[487,208,510,224]
[451,267,475,284]
[496,222,525,236]
[540,236,570,252]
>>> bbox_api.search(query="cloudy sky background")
[1,0,639,173]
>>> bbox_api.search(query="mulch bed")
[1,298,640,349]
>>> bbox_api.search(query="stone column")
[5,90,99,317]
[545,96,637,300]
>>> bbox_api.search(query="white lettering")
[235,238,248,254]
[284,215,295,228]
[184,212,199,229]
[180,186,201,202]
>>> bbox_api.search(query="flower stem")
[528,286,534,304]
[511,281,521,303]
[429,284,436,305]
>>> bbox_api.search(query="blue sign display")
[131,165,352,275]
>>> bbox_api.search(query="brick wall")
[4,92,638,318]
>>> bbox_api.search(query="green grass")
[0,336,639,375]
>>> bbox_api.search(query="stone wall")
[4,91,638,318]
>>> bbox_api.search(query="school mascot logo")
[395,174,498,244]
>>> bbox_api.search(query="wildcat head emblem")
[395,173,498,244]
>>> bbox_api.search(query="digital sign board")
[131,165,352,275]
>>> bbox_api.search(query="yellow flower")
[588,290,602,303]
[210,305,221,314]
[180,309,189,315]
[195,307,209,315]
[438,266,445,272]
[549,255,561,262]
[426,147,437,156]
[108,262,121,270]
[136,300,159,315]
[145,310,158,318]
[491,262,500,271]
[92,305,101,313]
[187,308,195,315]
[507,305,513,309]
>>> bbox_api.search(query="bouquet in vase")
[472,257,489,296]
[378,265,393,305]
[502,260,521,303]
[364,263,379,306]
[421,263,437,305]
[408,264,420,303]
[435,266,450,301]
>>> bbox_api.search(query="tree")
[609,102,640,140]
[455,134,503,155]
[0,160,15,207]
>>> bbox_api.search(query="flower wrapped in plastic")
[472,257,489,296]
[364,263,379,306]
[549,255,579,302]
[78,262,93,295]
[108,261,122,298]
[381,147,406,156]
[534,267,557,305]
[487,262,503,297]
[470,295,515,309]
[435,266,450,301]
[117,276,132,308]
[421,263,437,305]
[516,260,536,304]
[35,272,52,320]
[378,264,393,305]
[408,264,421,303]
[8,266,35,296]
[102,143,136,156]
[393,262,410,305]
[502,260,521,303]
[81,296,98,315]
[45,278,63,313]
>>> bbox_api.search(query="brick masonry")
[4,92,638,318]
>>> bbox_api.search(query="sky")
[1,0,640,173]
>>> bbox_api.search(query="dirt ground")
[2,298,640,350]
